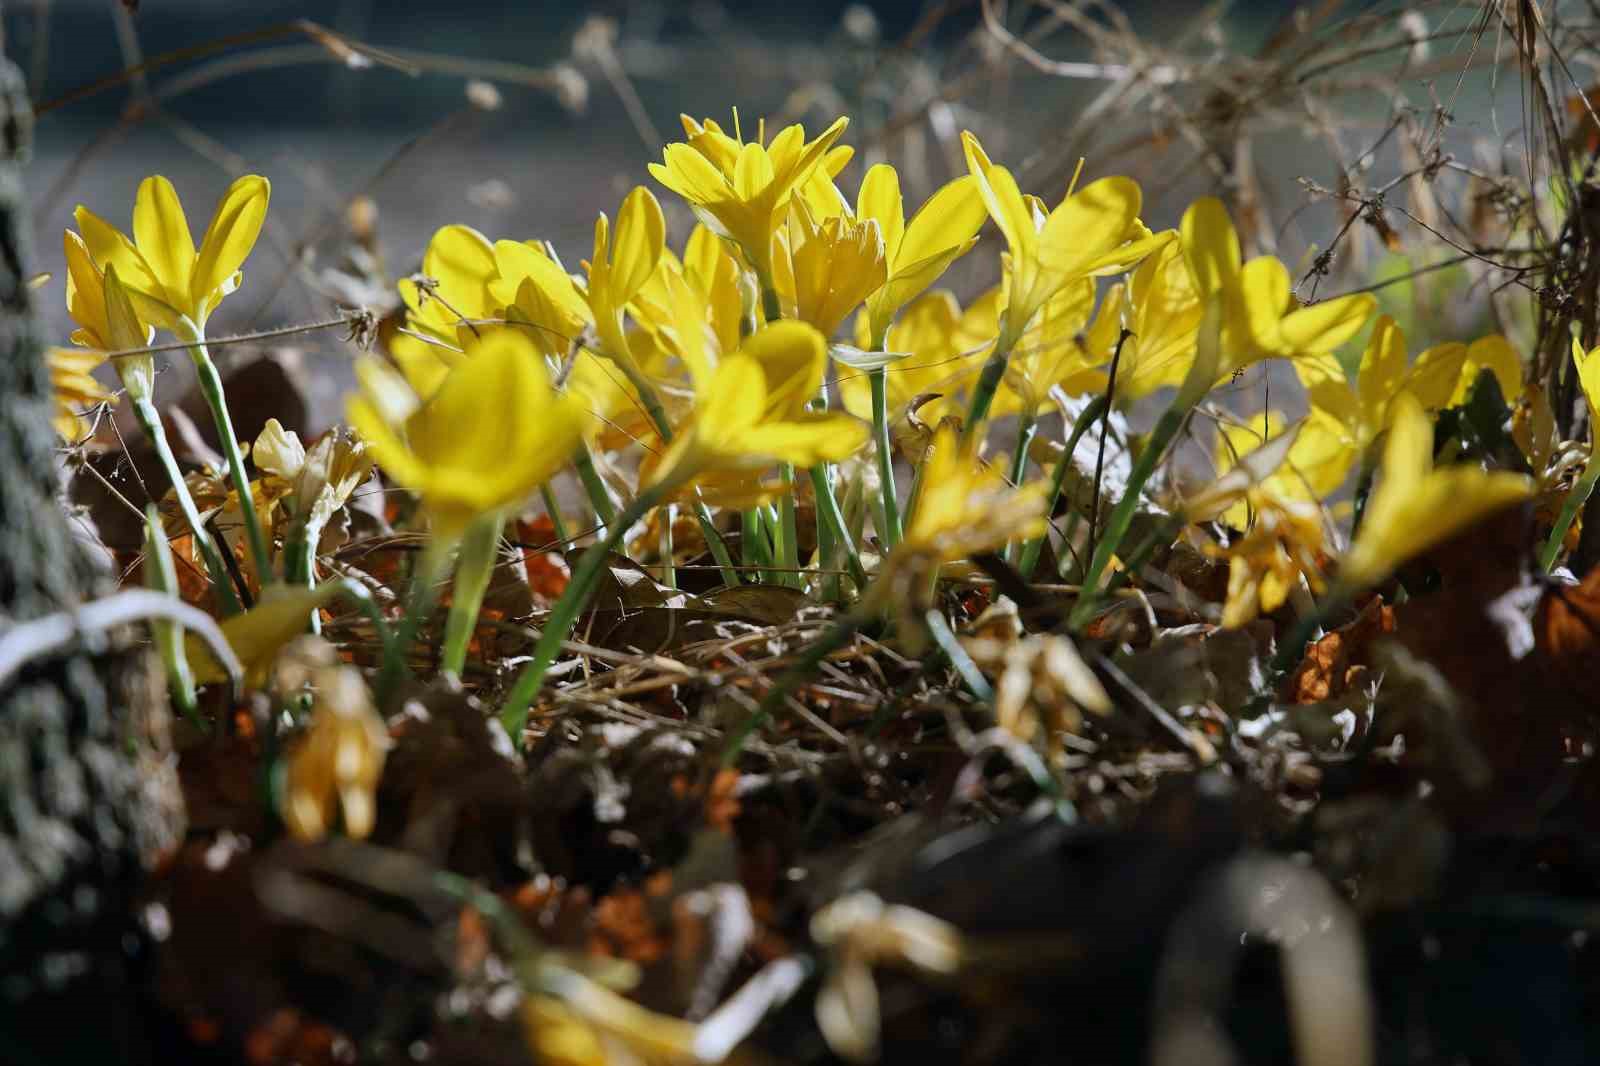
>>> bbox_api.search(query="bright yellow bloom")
[1180,197,1374,374]
[1083,236,1202,401]
[487,236,590,361]
[64,228,157,402]
[392,224,501,397]
[961,131,1164,346]
[647,317,869,500]
[902,423,1047,562]
[72,174,270,330]
[991,278,1106,418]
[1575,337,1600,429]
[1405,333,1523,410]
[1342,392,1532,587]
[779,200,886,338]
[1211,411,1350,530]
[583,186,666,373]
[856,165,987,345]
[840,290,986,429]
[649,114,850,282]
[347,329,585,539]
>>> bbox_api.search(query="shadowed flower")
[280,643,389,842]
[43,347,111,441]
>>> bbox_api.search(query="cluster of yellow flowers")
[55,107,1574,755]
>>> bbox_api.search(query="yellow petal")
[1180,197,1242,300]
[736,411,870,467]
[188,583,345,687]
[609,186,666,305]
[73,204,178,329]
[961,132,1035,266]
[102,264,156,401]
[62,230,110,349]
[1457,334,1523,406]
[857,163,905,257]
[1355,314,1408,422]
[132,175,196,310]
[737,319,827,420]
[191,174,270,320]
[1276,292,1376,355]
[1034,176,1143,279]
[254,418,306,479]
[1574,337,1600,421]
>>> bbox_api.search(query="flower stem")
[1540,456,1600,572]
[922,607,991,701]
[178,324,275,583]
[540,484,572,546]
[959,321,1019,446]
[869,367,902,549]
[693,497,742,586]
[572,443,616,533]
[1003,412,1038,564]
[442,511,505,676]
[1017,396,1107,580]
[498,484,668,744]
[777,464,801,588]
[131,398,242,616]
[281,515,325,634]
[143,504,200,728]
[1066,402,1187,630]
[809,464,866,594]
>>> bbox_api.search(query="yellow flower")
[44,346,111,440]
[282,654,388,842]
[856,165,988,344]
[254,420,373,535]
[961,131,1163,345]
[1575,336,1600,429]
[646,318,869,500]
[487,237,591,361]
[779,199,886,338]
[990,278,1106,418]
[347,329,584,539]
[1211,410,1352,529]
[583,186,666,373]
[1342,392,1532,587]
[63,231,156,401]
[1180,196,1374,373]
[1405,333,1523,410]
[1083,236,1202,401]
[901,423,1047,563]
[392,224,501,397]
[840,289,991,428]
[649,114,850,281]
[72,173,270,330]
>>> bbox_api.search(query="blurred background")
[4,0,1507,427]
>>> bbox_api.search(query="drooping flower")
[1342,392,1533,587]
[347,329,585,539]
[1081,236,1201,402]
[72,174,270,330]
[43,347,111,441]
[279,643,389,842]
[961,132,1165,346]
[1210,490,1330,628]
[649,114,850,282]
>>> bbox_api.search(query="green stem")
[777,464,801,588]
[742,507,774,576]
[540,483,572,546]
[442,512,505,675]
[1350,451,1377,537]
[694,498,741,586]
[1017,396,1108,580]
[809,464,867,593]
[923,607,991,701]
[498,485,668,744]
[143,504,200,728]
[132,399,242,616]
[660,502,677,589]
[282,515,324,634]
[1066,402,1188,630]
[869,367,902,549]
[1540,456,1600,572]
[1002,412,1038,564]
[178,323,274,582]
[572,443,616,532]
[959,322,1019,446]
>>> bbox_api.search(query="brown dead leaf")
[1282,597,1395,704]
[1535,563,1600,702]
